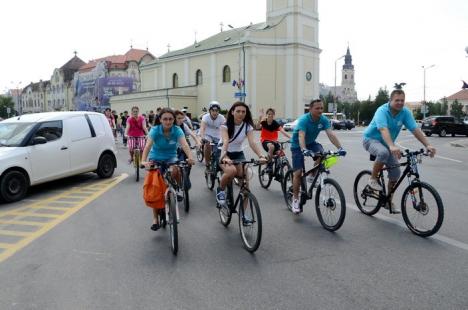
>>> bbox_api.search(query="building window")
[345,74,348,80]
[196,69,203,85]
[222,65,231,83]
[172,73,179,88]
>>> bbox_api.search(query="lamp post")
[228,24,251,103]
[334,55,345,114]
[422,64,435,119]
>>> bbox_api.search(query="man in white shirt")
[199,101,225,168]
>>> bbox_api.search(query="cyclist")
[175,109,201,189]
[125,106,148,164]
[290,99,346,214]
[256,108,291,173]
[216,101,268,205]
[141,108,195,231]
[181,108,193,130]
[199,101,226,169]
[363,89,436,213]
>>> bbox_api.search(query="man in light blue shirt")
[290,99,346,214]
[363,89,436,213]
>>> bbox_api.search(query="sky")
[1,0,467,102]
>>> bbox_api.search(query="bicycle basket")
[323,155,339,169]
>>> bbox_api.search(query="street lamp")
[228,24,251,103]
[422,64,435,119]
[334,55,346,113]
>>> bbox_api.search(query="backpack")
[143,170,167,209]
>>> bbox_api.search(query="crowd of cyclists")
[107,89,438,236]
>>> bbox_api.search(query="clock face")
[306,72,312,81]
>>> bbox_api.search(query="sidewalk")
[450,139,468,148]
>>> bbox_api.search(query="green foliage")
[450,100,465,119]
[0,95,15,119]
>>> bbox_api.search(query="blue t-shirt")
[148,125,184,161]
[363,102,418,145]
[290,113,330,149]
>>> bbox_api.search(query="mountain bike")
[258,141,291,192]
[204,139,220,190]
[131,136,146,182]
[217,159,263,253]
[283,151,346,232]
[353,149,444,237]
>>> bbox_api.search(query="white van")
[0,112,117,202]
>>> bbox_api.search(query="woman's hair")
[174,110,184,117]
[266,108,275,115]
[226,101,254,138]
[158,107,176,119]
[131,106,139,112]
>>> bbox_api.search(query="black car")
[331,119,355,130]
[421,116,468,137]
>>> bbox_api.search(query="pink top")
[127,116,146,137]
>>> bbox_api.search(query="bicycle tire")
[219,183,233,227]
[182,168,190,213]
[315,178,346,231]
[280,160,292,195]
[258,163,273,189]
[167,191,178,255]
[282,169,294,210]
[196,145,204,162]
[134,149,140,182]
[401,181,444,237]
[238,192,262,252]
[353,170,383,216]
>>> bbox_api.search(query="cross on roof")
[167,43,171,52]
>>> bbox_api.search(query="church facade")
[111,0,321,118]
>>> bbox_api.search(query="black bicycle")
[196,142,204,162]
[283,151,346,231]
[353,149,444,237]
[204,139,220,190]
[217,159,263,253]
[258,141,291,192]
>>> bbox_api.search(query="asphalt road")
[0,129,467,310]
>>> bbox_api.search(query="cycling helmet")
[209,101,221,110]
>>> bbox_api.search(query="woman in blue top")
[141,108,195,230]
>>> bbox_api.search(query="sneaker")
[242,213,254,226]
[150,223,160,231]
[176,192,184,202]
[216,187,226,205]
[368,178,383,192]
[291,198,301,214]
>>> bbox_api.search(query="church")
[111,0,320,118]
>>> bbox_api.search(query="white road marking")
[347,203,468,252]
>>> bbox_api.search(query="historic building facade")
[111,0,321,118]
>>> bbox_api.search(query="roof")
[158,23,264,60]
[446,89,468,101]
[3,111,103,123]
[79,48,155,72]
[60,56,86,82]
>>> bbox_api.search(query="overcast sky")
[1,0,467,102]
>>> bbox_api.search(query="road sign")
[234,92,247,98]
[6,107,11,114]
[328,103,335,113]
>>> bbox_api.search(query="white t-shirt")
[220,122,253,153]
[202,113,225,140]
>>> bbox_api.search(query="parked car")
[331,119,355,130]
[463,116,468,125]
[421,116,468,137]
[276,118,295,127]
[0,112,117,203]
[283,119,298,131]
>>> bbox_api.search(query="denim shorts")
[291,142,324,171]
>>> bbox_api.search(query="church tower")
[340,46,357,102]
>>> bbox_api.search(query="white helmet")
[209,101,221,110]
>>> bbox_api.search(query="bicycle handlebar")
[142,160,190,170]
[400,148,431,158]
[223,158,263,166]
[304,150,343,158]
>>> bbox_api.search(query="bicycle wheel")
[401,181,444,237]
[205,167,215,190]
[238,192,262,252]
[219,183,233,227]
[353,170,383,216]
[258,163,273,189]
[280,160,292,194]
[182,168,190,213]
[282,169,294,210]
[167,191,178,255]
[315,178,346,231]
[196,145,204,162]
[134,149,140,182]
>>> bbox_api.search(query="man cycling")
[363,89,436,213]
[125,106,148,164]
[290,99,346,214]
[199,101,226,169]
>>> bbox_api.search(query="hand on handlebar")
[187,158,195,165]
[222,157,233,165]
[426,145,436,158]
[337,147,347,157]
[259,155,268,164]
[302,149,314,157]
[389,145,401,159]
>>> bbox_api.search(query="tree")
[0,95,15,119]
[375,87,389,106]
[441,98,449,115]
[450,100,464,119]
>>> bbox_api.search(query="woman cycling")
[141,108,195,231]
[257,108,291,173]
[175,109,201,188]
[125,106,148,164]
[216,101,267,205]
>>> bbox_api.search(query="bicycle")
[283,151,346,231]
[144,160,189,255]
[217,159,263,253]
[258,141,291,192]
[203,139,220,190]
[353,149,444,237]
[196,142,204,162]
[130,136,146,182]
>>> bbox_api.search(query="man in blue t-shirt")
[290,99,346,214]
[363,89,436,213]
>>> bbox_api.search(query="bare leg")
[293,170,302,200]
[372,161,384,179]
[204,143,211,166]
[152,209,159,225]
[219,164,237,190]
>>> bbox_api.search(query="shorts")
[127,136,146,152]
[291,142,324,171]
[363,139,401,181]
[227,151,246,162]
[148,158,178,175]
[261,140,280,153]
